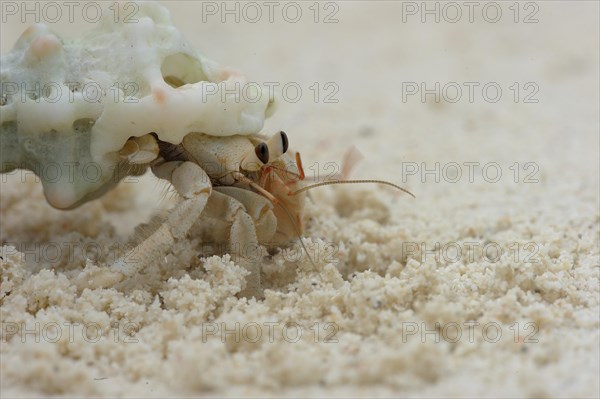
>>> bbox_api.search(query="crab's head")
[239,131,307,246]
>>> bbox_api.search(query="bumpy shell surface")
[0,1,276,208]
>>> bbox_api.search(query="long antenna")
[290,179,416,198]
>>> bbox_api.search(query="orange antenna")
[295,152,305,180]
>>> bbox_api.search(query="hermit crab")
[0,1,412,298]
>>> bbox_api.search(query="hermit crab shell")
[0,1,276,209]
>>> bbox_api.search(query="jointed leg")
[203,190,266,298]
[75,161,212,289]
[213,186,277,243]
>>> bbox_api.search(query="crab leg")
[75,161,212,289]
[203,190,268,298]
[213,186,277,243]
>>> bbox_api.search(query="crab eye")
[280,131,289,154]
[266,130,289,159]
[255,142,269,164]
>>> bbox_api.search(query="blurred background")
[2,1,598,200]
[1,1,598,396]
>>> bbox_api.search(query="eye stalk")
[266,131,288,159]
[241,131,288,171]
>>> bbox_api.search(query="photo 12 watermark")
[401,321,539,344]
[399,2,540,24]
[402,241,541,264]
[0,80,340,106]
[201,321,339,343]
[1,321,139,343]
[1,161,144,186]
[401,82,540,104]
[199,1,340,24]
[0,239,340,265]
[399,161,540,184]
[1,1,141,24]
[0,321,340,344]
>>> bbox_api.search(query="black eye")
[255,142,269,164]
[280,131,289,154]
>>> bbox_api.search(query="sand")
[1,1,599,397]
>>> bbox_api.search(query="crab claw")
[118,134,160,164]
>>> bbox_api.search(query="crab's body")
[158,131,306,250]
[0,2,303,298]
[80,130,307,298]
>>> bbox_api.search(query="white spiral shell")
[0,1,276,208]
